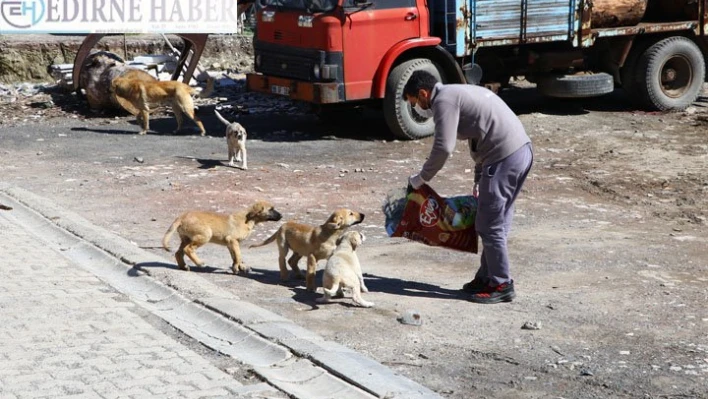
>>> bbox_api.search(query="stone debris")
[0,82,48,103]
[550,345,565,356]
[521,321,542,330]
[1,70,313,127]
[397,310,423,326]
[48,54,178,90]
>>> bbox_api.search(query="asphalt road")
[1,84,707,398]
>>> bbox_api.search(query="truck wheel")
[536,72,615,98]
[635,36,706,111]
[621,40,653,105]
[383,58,443,140]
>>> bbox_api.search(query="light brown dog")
[162,200,282,274]
[214,110,248,169]
[249,208,365,292]
[110,74,214,136]
[109,68,158,115]
[317,231,373,307]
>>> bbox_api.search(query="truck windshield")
[262,0,338,12]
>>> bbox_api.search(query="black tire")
[634,36,706,111]
[621,40,653,105]
[536,72,615,98]
[383,58,443,140]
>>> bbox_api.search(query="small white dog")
[317,231,373,308]
[215,110,248,169]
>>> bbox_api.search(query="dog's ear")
[247,201,266,219]
[355,232,365,246]
[348,232,362,250]
[325,213,343,229]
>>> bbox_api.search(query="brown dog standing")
[110,75,214,136]
[162,200,282,274]
[249,208,365,292]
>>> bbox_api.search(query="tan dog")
[109,68,158,115]
[110,75,214,136]
[162,200,282,274]
[249,208,365,292]
[317,231,373,307]
[214,110,248,169]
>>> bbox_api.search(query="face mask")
[414,103,434,119]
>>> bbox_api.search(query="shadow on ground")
[134,261,231,275]
[133,260,466,308]
[44,82,393,141]
[500,86,642,116]
[48,79,704,143]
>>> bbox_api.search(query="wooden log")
[592,0,648,28]
[645,0,698,21]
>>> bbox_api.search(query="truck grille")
[273,29,300,45]
[259,52,316,81]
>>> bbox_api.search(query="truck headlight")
[313,64,321,79]
[298,15,314,28]
[322,64,338,80]
[262,11,275,22]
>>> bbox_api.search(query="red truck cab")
[246,0,440,104]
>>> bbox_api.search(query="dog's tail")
[323,280,341,297]
[214,109,231,127]
[249,229,280,249]
[162,217,182,251]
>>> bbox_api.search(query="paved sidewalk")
[0,208,284,398]
[0,186,443,399]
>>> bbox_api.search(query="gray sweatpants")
[474,143,533,286]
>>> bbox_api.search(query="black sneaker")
[461,278,487,294]
[468,281,516,304]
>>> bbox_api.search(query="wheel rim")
[407,102,432,125]
[659,55,693,98]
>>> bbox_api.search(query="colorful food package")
[383,184,478,253]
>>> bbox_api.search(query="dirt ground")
[1,72,707,398]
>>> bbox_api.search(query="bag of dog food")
[383,184,478,253]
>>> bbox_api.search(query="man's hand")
[472,183,479,198]
[409,174,426,190]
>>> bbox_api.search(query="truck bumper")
[246,73,344,104]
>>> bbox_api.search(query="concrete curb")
[0,183,443,399]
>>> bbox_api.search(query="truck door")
[341,0,420,100]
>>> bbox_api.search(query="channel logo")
[1,0,45,29]
[1,0,240,34]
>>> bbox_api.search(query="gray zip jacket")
[419,83,530,183]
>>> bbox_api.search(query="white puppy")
[317,231,373,308]
[215,110,248,169]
